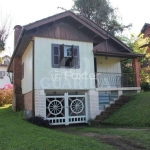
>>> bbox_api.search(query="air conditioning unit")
[64,46,72,57]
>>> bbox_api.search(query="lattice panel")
[46,97,65,118]
[68,97,85,116]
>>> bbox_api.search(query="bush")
[141,82,150,91]
[0,84,13,106]
[26,116,51,128]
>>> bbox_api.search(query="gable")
[93,40,130,53]
[34,21,94,42]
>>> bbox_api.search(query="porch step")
[93,95,133,125]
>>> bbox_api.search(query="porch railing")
[96,72,136,88]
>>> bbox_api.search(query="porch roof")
[93,51,145,58]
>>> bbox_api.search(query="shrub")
[0,84,13,106]
[141,82,150,91]
[26,116,51,128]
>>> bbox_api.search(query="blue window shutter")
[52,44,60,68]
[73,46,80,68]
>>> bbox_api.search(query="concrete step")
[91,120,101,126]
[95,115,109,120]
[93,95,132,125]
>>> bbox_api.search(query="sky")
[0,0,150,56]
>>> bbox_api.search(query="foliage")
[0,84,13,106]
[0,12,12,51]
[72,0,132,35]
[26,116,51,128]
[121,59,133,73]
[118,34,150,84]
[0,57,2,64]
[141,82,150,91]
[0,106,113,150]
[103,92,150,127]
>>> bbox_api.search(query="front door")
[45,92,88,125]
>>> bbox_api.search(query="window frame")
[51,44,80,69]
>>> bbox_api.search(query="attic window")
[52,44,80,68]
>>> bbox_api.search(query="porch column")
[132,58,140,87]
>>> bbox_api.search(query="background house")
[8,11,143,125]
[140,23,150,71]
[0,55,11,88]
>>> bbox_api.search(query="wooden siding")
[34,37,95,90]
[93,40,129,53]
[34,22,94,42]
[96,56,121,73]
[21,42,33,94]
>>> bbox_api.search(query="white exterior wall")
[21,42,33,94]
[34,37,95,90]
[35,89,45,117]
[88,90,101,119]
[0,66,11,88]
[96,56,121,73]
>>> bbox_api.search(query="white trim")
[65,92,69,125]
[44,92,46,119]
[96,87,141,91]
[85,92,88,123]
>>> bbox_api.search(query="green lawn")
[103,92,150,127]
[1,91,150,150]
[0,105,114,150]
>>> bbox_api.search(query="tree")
[118,34,150,88]
[0,11,12,51]
[72,0,131,35]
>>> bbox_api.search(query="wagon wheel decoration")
[70,99,84,114]
[48,100,63,115]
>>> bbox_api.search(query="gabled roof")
[23,11,132,52]
[141,23,150,33]
[8,11,142,72]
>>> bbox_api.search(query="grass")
[1,92,150,149]
[0,105,114,150]
[103,92,150,127]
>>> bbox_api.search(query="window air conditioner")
[64,46,72,57]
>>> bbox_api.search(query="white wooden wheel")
[70,99,84,114]
[48,100,63,115]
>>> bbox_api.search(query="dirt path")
[56,128,147,150]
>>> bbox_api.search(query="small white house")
[0,55,11,88]
[8,11,143,125]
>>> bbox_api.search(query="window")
[4,61,9,65]
[0,71,5,78]
[52,44,80,68]
[99,91,118,110]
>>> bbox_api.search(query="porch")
[96,72,136,88]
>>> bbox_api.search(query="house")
[140,23,150,71]
[0,55,11,88]
[8,11,144,125]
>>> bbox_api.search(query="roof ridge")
[24,10,72,28]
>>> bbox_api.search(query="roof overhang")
[93,51,145,59]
